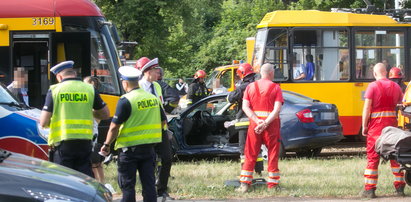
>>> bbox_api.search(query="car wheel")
[296,147,322,158]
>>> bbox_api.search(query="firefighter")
[361,63,405,198]
[187,70,209,105]
[135,57,174,200]
[388,67,406,92]
[227,63,263,175]
[101,66,164,202]
[39,61,109,177]
[236,63,283,193]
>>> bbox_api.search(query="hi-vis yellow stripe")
[62,128,93,135]
[235,121,250,127]
[117,133,162,143]
[121,124,161,134]
[51,119,93,128]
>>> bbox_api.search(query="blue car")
[0,84,49,160]
[168,91,343,157]
[0,149,112,201]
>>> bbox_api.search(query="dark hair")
[306,54,313,62]
[84,76,100,89]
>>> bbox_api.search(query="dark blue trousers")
[117,144,156,202]
[52,139,93,177]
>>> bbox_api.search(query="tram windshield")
[63,22,121,95]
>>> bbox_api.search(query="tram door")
[12,33,49,109]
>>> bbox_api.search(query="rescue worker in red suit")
[361,63,405,198]
[227,63,263,175]
[236,63,283,193]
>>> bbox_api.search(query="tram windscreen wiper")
[0,101,25,108]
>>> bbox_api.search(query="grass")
[103,155,404,200]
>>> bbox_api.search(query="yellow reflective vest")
[115,88,162,149]
[48,80,95,146]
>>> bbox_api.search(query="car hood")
[0,151,110,201]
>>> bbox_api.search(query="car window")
[188,96,232,116]
[0,85,19,103]
[283,91,314,104]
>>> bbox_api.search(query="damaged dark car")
[168,91,343,158]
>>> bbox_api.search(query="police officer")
[100,66,165,202]
[187,70,209,105]
[135,57,174,200]
[39,61,109,177]
[227,63,263,175]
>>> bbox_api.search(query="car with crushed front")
[168,91,343,158]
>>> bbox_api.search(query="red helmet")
[236,63,254,79]
[194,70,207,79]
[135,57,151,71]
[389,67,403,79]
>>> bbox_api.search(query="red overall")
[239,78,283,188]
[363,78,405,190]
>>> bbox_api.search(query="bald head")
[373,63,387,80]
[260,63,274,79]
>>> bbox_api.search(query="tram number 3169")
[32,17,55,26]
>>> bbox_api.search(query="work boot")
[158,192,175,201]
[268,184,281,191]
[360,189,376,198]
[395,186,405,197]
[235,183,250,193]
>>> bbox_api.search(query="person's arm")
[242,99,264,125]
[265,101,282,125]
[187,83,197,104]
[40,111,52,128]
[100,97,130,155]
[40,90,53,128]
[92,90,110,120]
[100,122,120,156]
[362,98,372,136]
[93,106,109,120]
[295,73,306,80]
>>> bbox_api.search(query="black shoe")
[360,189,376,198]
[158,192,175,201]
[396,186,405,197]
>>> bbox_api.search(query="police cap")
[50,61,74,75]
[140,58,160,73]
[119,65,142,81]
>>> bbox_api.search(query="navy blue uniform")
[113,89,166,202]
[42,78,106,177]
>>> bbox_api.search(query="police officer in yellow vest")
[136,57,174,200]
[40,61,109,177]
[100,66,166,202]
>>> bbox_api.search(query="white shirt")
[139,77,163,103]
[7,82,29,106]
